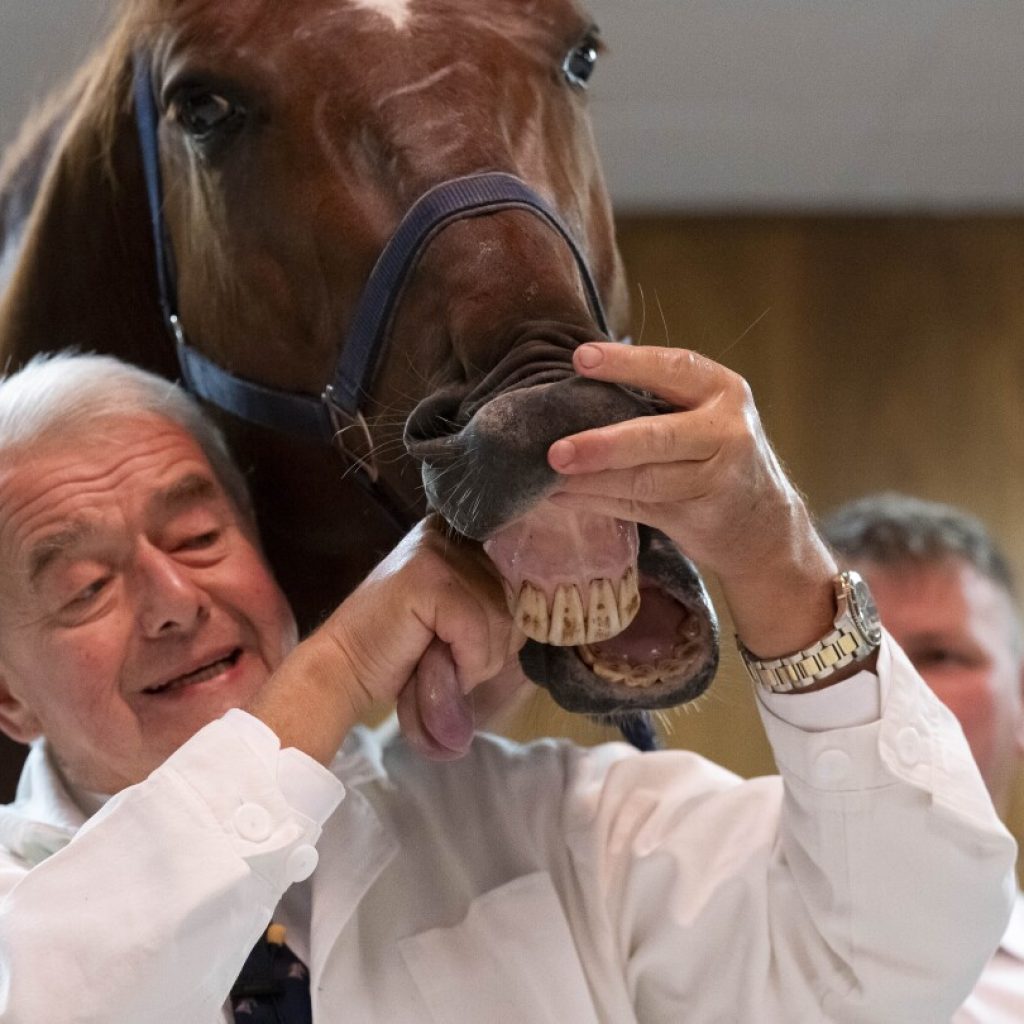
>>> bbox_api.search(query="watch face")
[849,574,884,644]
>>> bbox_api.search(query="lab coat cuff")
[223,709,345,825]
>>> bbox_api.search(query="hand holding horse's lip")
[408,373,719,713]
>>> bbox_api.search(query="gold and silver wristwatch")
[737,570,883,693]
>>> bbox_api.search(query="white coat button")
[234,803,272,843]
[285,845,319,884]
[896,726,923,767]
[812,748,852,786]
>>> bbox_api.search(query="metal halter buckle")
[322,385,380,483]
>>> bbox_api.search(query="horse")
[0,0,719,743]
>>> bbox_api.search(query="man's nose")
[135,545,209,637]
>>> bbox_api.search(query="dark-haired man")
[825,492,1024,1023]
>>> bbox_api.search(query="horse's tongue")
[483,502,640,646]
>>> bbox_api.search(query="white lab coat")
[0,635,1015,1023]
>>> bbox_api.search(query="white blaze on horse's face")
[346,0,413,30]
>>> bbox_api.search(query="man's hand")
[547,343,841,663]
[249,517,525,764]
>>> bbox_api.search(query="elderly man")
[0,348,1014,1023]
[825,493,1024,1023]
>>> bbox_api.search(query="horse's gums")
[0,0,720,724]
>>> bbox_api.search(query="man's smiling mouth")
[143,648,243,695]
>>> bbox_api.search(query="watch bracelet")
[737,627,874,693]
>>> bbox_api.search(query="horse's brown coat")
[0,0,718,718]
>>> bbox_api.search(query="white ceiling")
[1,1,1022,212]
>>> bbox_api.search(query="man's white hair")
[0,351,253,521]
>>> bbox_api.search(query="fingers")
[549,409,719,475]
[548,344,751,477]
[390,522,525,759]
[571,342,735,409]
[554,459,712,505]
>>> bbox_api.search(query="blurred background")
[1,2,1023,857]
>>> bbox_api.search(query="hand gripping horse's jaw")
[406,373,720,714]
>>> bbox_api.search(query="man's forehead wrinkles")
[151,472,219,516]
[0,422,207,575]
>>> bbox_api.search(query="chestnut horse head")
[0,0,718,735]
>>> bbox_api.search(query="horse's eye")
[563,35,600,88]
[174,91,242,138]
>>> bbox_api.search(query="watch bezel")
[843,570,883,645]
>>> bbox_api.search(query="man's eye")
[916,648,971,669]
[67,577,111,608]
[176,530,221,551]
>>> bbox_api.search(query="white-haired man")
[0,348,1014,1023]
[825,493,1024,1023]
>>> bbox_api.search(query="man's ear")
[0,673,42,744]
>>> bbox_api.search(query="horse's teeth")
[657,657,685,678]
[505,568,641,647]
[626,664,660,688]
[617,567,640,630]
[549,584,586,646]
[672,640,696,660]
[592,657,628,684]
[585,578,622,643]
[515,582,550,643]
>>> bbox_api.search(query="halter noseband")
[131,55,610,515]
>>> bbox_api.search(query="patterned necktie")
[231,924,312,1024]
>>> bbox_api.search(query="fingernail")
[575,344,603,370]
[549,439,576,469]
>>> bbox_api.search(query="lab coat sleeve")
[564,633,1017,1023]
[0,711,344,1024]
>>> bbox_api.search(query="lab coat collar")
[0,740,84,865]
